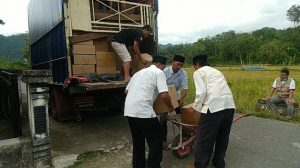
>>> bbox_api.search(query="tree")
[23,33,30,67]
[0,19,4,25]
[287,5,300,27]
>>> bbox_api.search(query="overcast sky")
[0,0,299,44]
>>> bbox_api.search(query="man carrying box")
[111,25,153,82]
[124,56,174,168]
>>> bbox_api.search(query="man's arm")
[159,92,174,112]
[193,71,206,112]
[133,41,147,64]
[266,87,276,102]
[288,89,295,104]
[180,89,188,105]
[180,71,188,104]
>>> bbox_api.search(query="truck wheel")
[171,134,193,159]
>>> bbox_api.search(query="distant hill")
[158,43,174,49]
[0,34,173,60]
[0,34,27,60]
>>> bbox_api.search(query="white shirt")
[193,66,236,114]
[124,65,168,118]
[272,79,296,89]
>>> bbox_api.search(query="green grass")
[183,65,300,123]
[68,151,100,168]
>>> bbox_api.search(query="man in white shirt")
[192,54,236,168]
[124,56,174,168]
[266,68,296,120]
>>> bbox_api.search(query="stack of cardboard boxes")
[71,33,117,76]
[72,41,96,75]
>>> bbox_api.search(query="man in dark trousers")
[124,56,174,168]
[191,54,236,168]
[160,54,188,149]
[111,25,153,81]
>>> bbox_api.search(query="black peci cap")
[193,54,209,66]
[173,55,185,63]
[153,56,167,65]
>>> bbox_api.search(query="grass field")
[183,65,300,123]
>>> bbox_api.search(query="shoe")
[286,116,293,120]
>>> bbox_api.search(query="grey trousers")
[267,96,294,118]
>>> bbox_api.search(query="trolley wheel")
[171,134,193,159]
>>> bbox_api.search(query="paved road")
[162,115,300,168]
[51,112,300,168]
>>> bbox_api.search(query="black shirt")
[140,35,156,56]
[113,29,143,47]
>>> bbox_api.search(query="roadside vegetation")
[0,56,28,69]
[183,65,300,123]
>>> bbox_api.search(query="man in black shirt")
[111,25,152,81]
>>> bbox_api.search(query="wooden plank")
[94,12,141,21]
[75,40,94,45]
[70,33,107,43]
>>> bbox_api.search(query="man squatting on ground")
[191,54,236,168]
[266,68,296,120]
[111,25,153,81]
[124,56,174,168]
[160,54,188,148]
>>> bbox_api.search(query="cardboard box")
[181,104,200,125]
[73,54,96,64]
[153,85,179,114]
[96,52,116,74]
[131,53,153,74]
[73,44,96,55]
[94,38,108,52]
[72,64,95,75]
